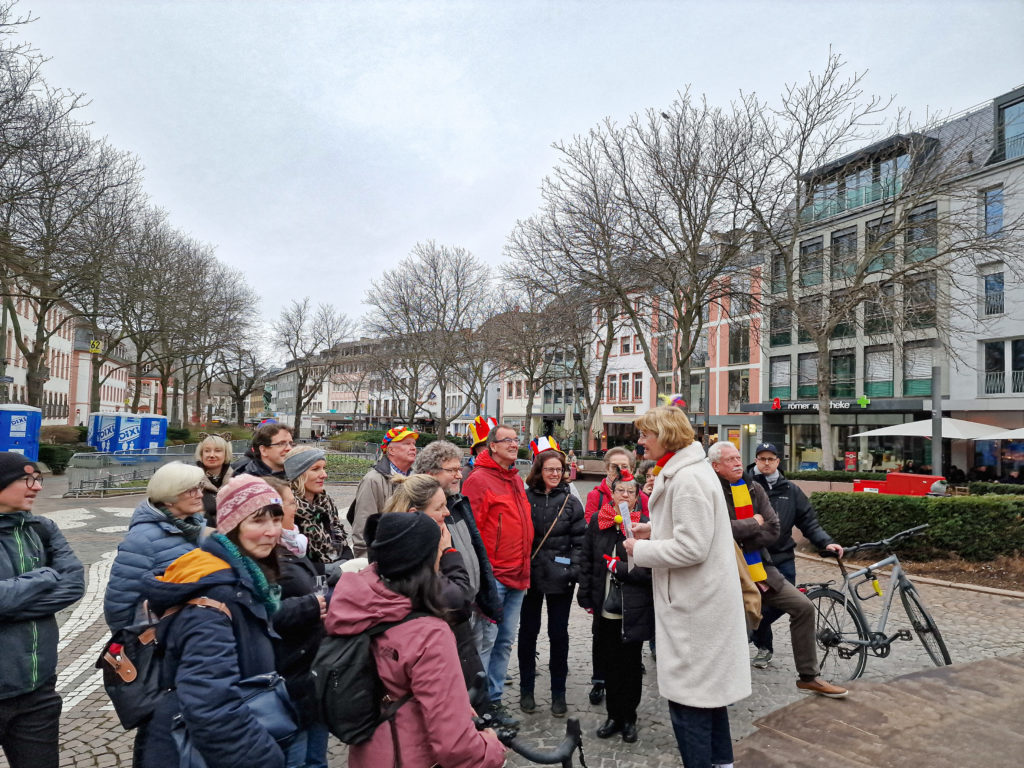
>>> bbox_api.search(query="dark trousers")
[591,631,605,685]
[517,589,573,695]
[752,558,796,653]
[668,700,733,768]
[595,617,643,724]
[0,679,62,768]
[758,570,819,678]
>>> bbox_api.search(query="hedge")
[968,481,1024,496]
[785,470,887,482]
[38,445,79,475]
[810,491,1024,561]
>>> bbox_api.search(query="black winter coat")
[577,514,654,644]
[0,513,85,700]
[748,468,835,567]
[272,546,325,727]
[198,462,232,527]
[524,484,586,595]
[141,536,285,768]
[446,493,503,622]
[437,548,487,711]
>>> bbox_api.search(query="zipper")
[13,522,41,687]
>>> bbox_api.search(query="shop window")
[727,368,749,413]
[769,356,791,400]
[829,351,856,397]
[903,343,933,396]
[797,353,819,398]
[864,346,894,397]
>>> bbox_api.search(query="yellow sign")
[89,340,102,354]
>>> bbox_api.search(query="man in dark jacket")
[232,423,293,478]
[748,442,844,668]
[0,452,86,768]
[709,442,847,698]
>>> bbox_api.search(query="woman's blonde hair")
[384,474,442,514]
[193,434,232,466]
[634,406,695,452]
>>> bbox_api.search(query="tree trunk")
[817,344,834,470]
[436,380,448,436]
[235,394,247,426]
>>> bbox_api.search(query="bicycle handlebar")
[839,523,930,558]
[497,719,582,765]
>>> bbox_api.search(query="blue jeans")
[284,722,329,768]
[477,580,526,703]
[668,701,733,768]
[751,557,797,653]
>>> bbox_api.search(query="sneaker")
[796,677,849,698]
[488,702,521,727]
[519,692,536,713]
[752,648,773,669]
[551,693,567,717]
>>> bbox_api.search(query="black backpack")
[311,611,428,744]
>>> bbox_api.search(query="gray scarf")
[754,466,781,489]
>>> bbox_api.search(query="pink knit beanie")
[215,474,282,534]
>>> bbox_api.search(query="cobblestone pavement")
[10,483,1024,767]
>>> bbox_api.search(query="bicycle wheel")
[804,587,869,682]
[899,584,952,667]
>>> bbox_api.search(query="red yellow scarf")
[650,451,676,477]
[730,480,768,584]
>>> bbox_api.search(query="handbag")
[602,577,624,615]
[734,542,763,632]
[171,672,298,768]
[531,494,571,559]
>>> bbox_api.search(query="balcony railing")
[984,371,1006,394]
[984,291,1005,316]
[1014,370,1024,393]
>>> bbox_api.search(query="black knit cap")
[369,511,441,579]
[0,452,38,492]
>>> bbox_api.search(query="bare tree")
[216,338,271,426]
[273,298,352,435]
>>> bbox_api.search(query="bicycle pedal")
[898,629,913,641]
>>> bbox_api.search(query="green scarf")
[211,533,281,614]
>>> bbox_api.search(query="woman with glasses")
[517,438,585,718]
[103,461,208,766]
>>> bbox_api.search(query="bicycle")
[798,523,952,683]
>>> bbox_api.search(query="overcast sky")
[21,0,1024,328]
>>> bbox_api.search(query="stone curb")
[795,550,1024,600]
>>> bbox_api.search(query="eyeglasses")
[269,440,294,448]
[22,474,43,488]
[542,467,563,474]
[756,456,780,462]
[182,484,204,496]
[493,438,519,446]
[441,465,462,474]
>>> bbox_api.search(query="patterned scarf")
[295,492,348,564]
[161,509,204,545]
[211,533,281,614]
[597,502,642,531]
[730,480,768,586]
[651,451,677,477]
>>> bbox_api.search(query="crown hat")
[381,426,418,450]
[529,435,565,458]
[468,416,498,447]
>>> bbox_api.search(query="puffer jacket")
[325,566,505,768]
[577,511,654,644]
[524,483,586,595]
[0,512,85,700]
[446,493,502,621]
[140,536,285,768]
[350,457,402,557]
[748,467,835,567]
[461,449,534,590]
[584,478,649,524]
[103,499,206,632]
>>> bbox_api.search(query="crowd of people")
[0,402,854,768]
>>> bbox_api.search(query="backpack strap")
[367,611,430,729]
[161,597,233,622]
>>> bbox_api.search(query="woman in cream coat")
[623,406,750,768]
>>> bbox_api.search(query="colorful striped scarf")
[730,480,768,584]
[651,451,676,476]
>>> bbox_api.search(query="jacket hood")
[596,478,612,497]
[140,537,241,613]
[324,564,413,636]
[473,448,518,476]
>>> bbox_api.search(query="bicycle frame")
[829,553,913,653]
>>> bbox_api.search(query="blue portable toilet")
[0,404,43,461]
[88,412,121,453]
[139,414,168,452]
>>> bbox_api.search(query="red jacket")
[584,478,649,524]
[326,566,505,768]
[461,449,534,591]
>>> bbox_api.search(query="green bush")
[324,454,373,481]
[38,445,78,475]
[810,491,1024,561]
[75,425,88,442]
[968,481,1024,496]
[785,470,887,482]
[167,427,192,442]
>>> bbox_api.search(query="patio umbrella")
[850,418,1006,440]
[986,427,1024,440]
[563,408,575,446]
[590,406,603,437]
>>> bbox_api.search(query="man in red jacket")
[462,424,533,726]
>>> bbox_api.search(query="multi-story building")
[740,87,1024,474]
